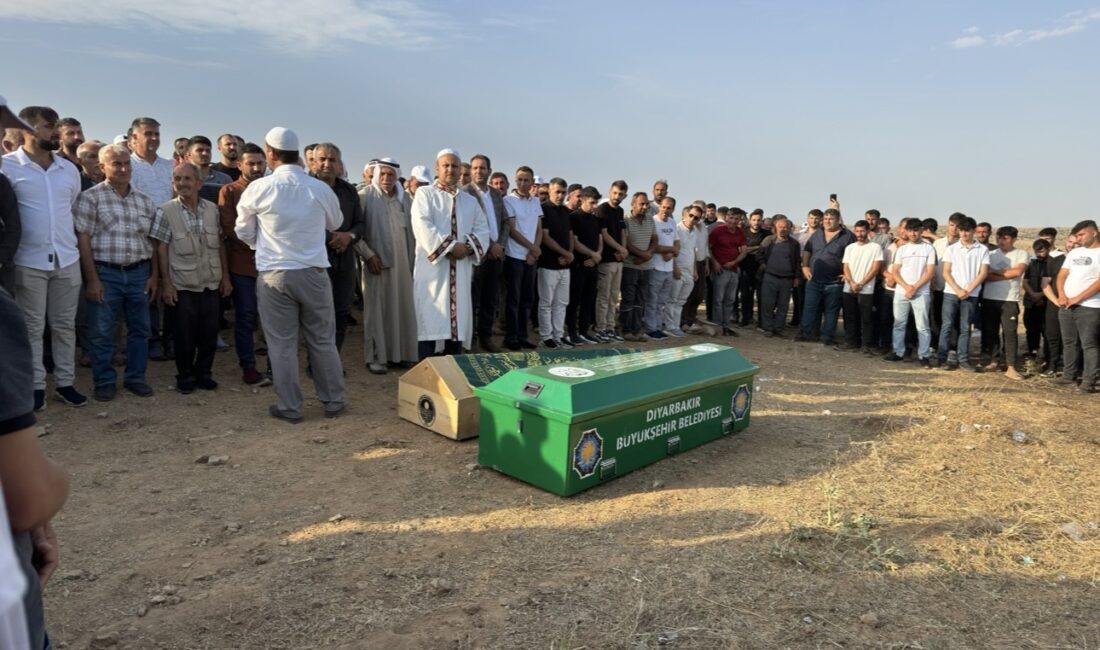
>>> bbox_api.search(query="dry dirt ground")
[36,316,1100,650]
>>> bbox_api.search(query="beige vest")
[161,198,222,291]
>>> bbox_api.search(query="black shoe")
[1078,384,1096,394]
[1053,376,1078,386]
[722,327,740,337]
[124,382,154,398]
[33,389,46,412]
[919,357,932,369]
[542,338,559,350]
[196,377,218,391]
[55,385,87,407]
[94,385,116,402]
[883,353,904,362]
[479,337,502,353]
[929,357,941,368]
[504,340,521,351]
[519,340,537,350]
[957,361,977,372]
[324,403,346,419]
[763,331,775,338]
[793,334,810,342]
[177,380,195,394]
[269,405,304,423]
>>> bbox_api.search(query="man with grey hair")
[236,127,345,422]
[2,105,86,410]
[357,158,418,373]
[311,142,365,352]
[73,143,159,401]
[75,140,105,190]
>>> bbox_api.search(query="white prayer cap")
[435,148,460,161]
[376,157,400,169]
[113,134,128,145]
[0,95,33,131]
[264,126,299,152]
[533,175,545,184]
[409,165,430,183]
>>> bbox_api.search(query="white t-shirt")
[892,241,936,297]
[943,241,990,297]
[983,248,1029,302]
[842,241,883,295]
[503,193,543,260]
[1062,245,1100,308]
[675,221,698,272]
[651,216,679,273]
[932,237,951,291]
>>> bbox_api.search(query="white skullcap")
[113,134,128,144]
[533,175,545,184]
[409,165,430,183]
[264,126,299,152]
[0,95,33,130]
[435,148,460,161]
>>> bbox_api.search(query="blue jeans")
[800,277,842,342]
[938,293,978,362]
[230,273,258,369]
[893,292,931,359]
[86,262,151,387]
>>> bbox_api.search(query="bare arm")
[0,426,69,532]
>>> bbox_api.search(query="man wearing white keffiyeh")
[356,158,418,373]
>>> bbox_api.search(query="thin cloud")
[950,35,987,49]
[0,0,448,51]
[948,8,1100,49]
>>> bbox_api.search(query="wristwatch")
[465,243,475,255]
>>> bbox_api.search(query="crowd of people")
[2,97,1100,647]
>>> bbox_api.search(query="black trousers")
[173,288,220,383]
[504,257,536,344]
[791,280,805,326]
[1024,300,1047,355]
[759,273,793,333]
[683,261,707,325]
[473,257,503,341]
[738,265,758,324]
[981,298,1020,366]
[930,290,943,340]
[842,292,875,348]
[566,265,598,337]
[875,285,893,349]
[1042,301,1063,367]
[328,256,358,351]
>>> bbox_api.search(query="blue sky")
[2,1,1097,227]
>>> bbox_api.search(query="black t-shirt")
[211,162,242,181]
[570,209,602,268]
[745,227,768,264]
[596,202,625,264]
[1044,255,1067,298]
[539,202,573,270]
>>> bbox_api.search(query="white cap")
[435,148,460,161]
[113,134,128,145]
[533,175,545,184]
[0,95,33,131]
[409,165,430,183]
[376,157,399,169]
[264,126,299,152]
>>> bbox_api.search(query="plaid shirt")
[73,182,156,265]
[149,198,214,243]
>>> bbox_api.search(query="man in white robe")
[357,158,417,373]
[411,149,490,358]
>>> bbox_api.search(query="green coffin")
[475,344,759,496]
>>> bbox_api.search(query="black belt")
[95,259,149,271]
[766,272,795,279]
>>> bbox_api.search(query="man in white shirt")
[128,117,175,360]
[841,220,883,352]
[664,204,700,337]
[235,127,345,423]
[937,216,989,371]
[980,225,1029,380]
[1055,220,1100,393]
[885,218,936,366]
[464,154,510,352]
[1,105,85,411]
[644,196,679,339]
[502,165,542,350]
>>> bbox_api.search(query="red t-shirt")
[709,226,746,267]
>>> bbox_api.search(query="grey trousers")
[14,262,81,390]
[1060,305,1100,387]
[257,268,345,416]
[711,267,740,327]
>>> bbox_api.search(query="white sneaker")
[665,328,686,338]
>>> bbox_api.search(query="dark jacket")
[463,183,511,247]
